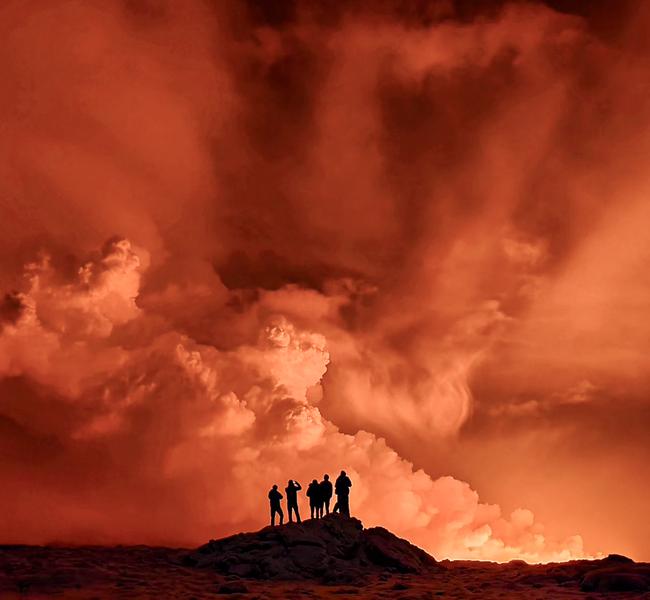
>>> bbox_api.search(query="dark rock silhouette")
[190,515,437,583]
[475,552,650,595]
[2,543,650,597]
[600,552,635,564]
[580,555,650,593]
[216,581,249,594]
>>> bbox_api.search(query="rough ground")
[187,515,437,582]
[1,516,649,598]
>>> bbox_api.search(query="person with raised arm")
[285,479,302,523]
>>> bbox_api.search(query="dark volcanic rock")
[362,527,432,573]
[580,564,650,593]
[602,553,635,564]
[579,556,650,593]
[216,581,249,594]
[189,515,437,583]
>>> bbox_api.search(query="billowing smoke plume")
[0,239,583,560]
[1,0,649,561]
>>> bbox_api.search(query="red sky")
[0,0,648,562]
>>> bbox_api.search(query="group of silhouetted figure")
[268,471,353,526]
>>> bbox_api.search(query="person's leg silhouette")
[340,496,350,517]
[271,506,284,526]
[288,502,301,523]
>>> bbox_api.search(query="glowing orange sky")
[0,0,648,562]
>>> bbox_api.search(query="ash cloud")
[0,0,649,560]
[0,241,584,560]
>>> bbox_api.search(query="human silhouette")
[268,484,284,526]
[285,479,302,523]
[334,470,352,517]
[306,479,321,519]
[318,474,333,517]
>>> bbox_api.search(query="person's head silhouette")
[340,470,346,476]
[312,479,318,484]
[272,484,278,490]
[324,474,329,481]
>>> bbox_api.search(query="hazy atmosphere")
[1,0,649,563]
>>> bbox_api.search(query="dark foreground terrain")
[1,516,649,598]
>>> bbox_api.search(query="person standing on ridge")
[334,470,352,517]
[268,484,284,526]
[318,474,333,517]
[306,479,321,520]
[285,479,302,523]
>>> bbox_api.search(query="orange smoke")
[1,0,649,561]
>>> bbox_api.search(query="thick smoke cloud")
[0,240,583,560]
[1,0,648,560]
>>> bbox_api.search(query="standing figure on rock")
[285,479,302,523]
[318,474,333,517]
[306,479,321,519]
[268,484,284,526]
[334,470,352,517]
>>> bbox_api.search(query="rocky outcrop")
[580,555,650,593]
[187,515,437,583]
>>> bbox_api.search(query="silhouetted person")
[268,484,283,526]
[334,470,352,517]
[307,479,321,519]
[318,474,333,517]
[285,479,302,523]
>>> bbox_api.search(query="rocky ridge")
[187,515,437,583]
